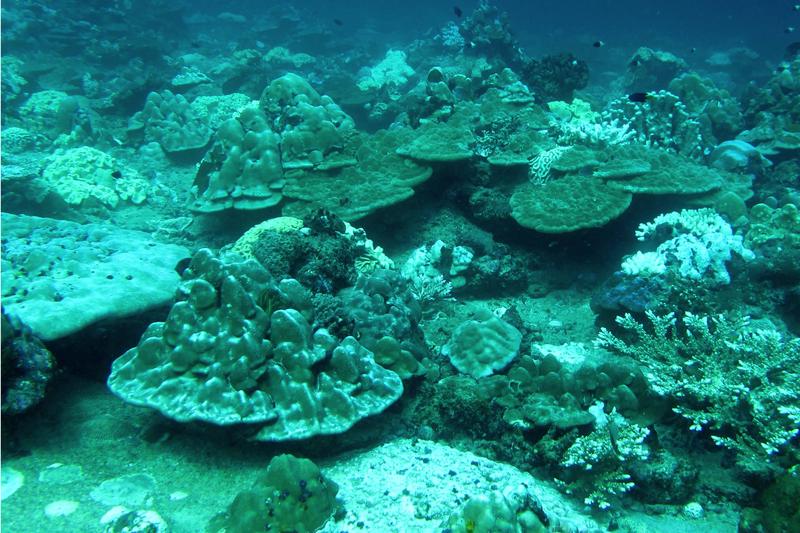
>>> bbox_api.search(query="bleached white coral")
[558,408,649,510]
[553,118,635,147]
[401,240,455,304]
[621,251,666,277]
[634,208,753,285]
[343,221,394,274]
[597,311,800,461]
[357,50,415,96]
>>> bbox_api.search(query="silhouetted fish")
[628,92,652,103]
[333,18,343,26]
[786,42,800,60]
[454,6,462,18]
[593,40,604,48]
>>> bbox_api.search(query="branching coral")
[557,407,650,510]
[634,208,753,285]
[597,311,800,461]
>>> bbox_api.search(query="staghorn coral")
[557,407,650,510]
[597,311,800,462]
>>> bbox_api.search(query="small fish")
[593,40,604,48]
[786,26,797,34]
[690,47,697,53]
[333,18,343,26]
[607,415,621,457]
[453,5,462,18]
[111,170,123,179]
[628,92,652,103]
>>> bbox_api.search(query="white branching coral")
[557,406,650,510]
[597,311,800,461]
[553,118,635,147]
[401,240,457,305]
[634,208,753,285]
[602,90,707,158]
[621,251,666,277]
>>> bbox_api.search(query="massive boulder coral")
[1,214,189,341]
[260,72,358,170]
[208,454,338,533]
[107,249,404,441]
[189,105,284,212]
[189,74,434,219]
[128,90,212,154]
[442,315,522,378]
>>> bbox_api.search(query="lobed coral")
[108,248,404,441]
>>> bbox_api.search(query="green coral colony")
[1,1,799,532]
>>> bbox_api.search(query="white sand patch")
[44,500,79,517]
[1,466,24,501]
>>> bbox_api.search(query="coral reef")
[2,1,798,529]
[107,249,404,441]
[208,454,338,533]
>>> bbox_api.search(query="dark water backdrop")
[191,0,794,59]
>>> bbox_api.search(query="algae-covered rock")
[626,47,688,93]
[442,489,549,533]
[18,89,78,138]
[208,454,337,533]
[1,310,56,414]
[745,202,800,279]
